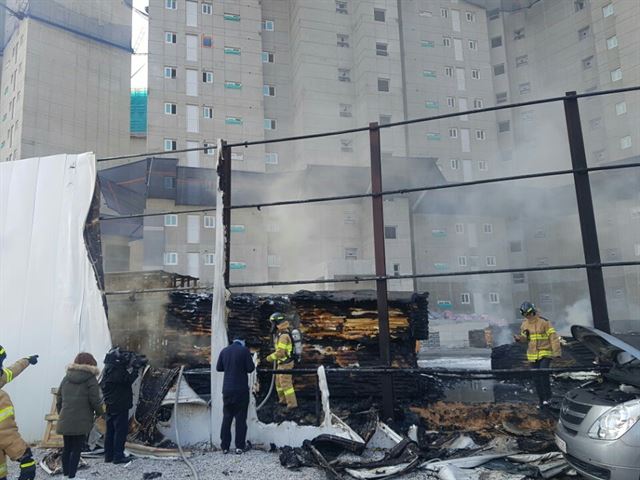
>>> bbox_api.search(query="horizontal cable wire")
[96,86,640,163]
[98,160,640,221]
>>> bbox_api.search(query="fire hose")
[256,360,277,411]
[175,366,200,480]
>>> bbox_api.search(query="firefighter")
[0,345,39,480]
[266,313,297,409]
[513,302,561,408]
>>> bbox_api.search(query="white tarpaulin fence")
[0,153,111,442]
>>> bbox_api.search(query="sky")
[131,0,149,89]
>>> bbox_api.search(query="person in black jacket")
[99,348,140,464]
[216,338,255,454]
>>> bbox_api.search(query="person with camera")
[0,345,39,480]
[99,348,145,465]
[56,352,103,479]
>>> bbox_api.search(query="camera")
[104,347,148,369]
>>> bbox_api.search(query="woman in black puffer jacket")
[56,353,104,479]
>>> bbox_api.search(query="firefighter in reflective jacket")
[0,345,39,480]
[513,302,561,407]
[266,313,297,409]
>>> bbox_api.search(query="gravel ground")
[7,448,437,480]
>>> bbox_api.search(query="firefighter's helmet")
[519,301,537,317]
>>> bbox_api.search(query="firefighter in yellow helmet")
[0,345,39,480]
[513,302,561,408]
[265,313,297,410]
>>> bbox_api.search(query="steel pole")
[563,92,610,333]
[369,122,395,420]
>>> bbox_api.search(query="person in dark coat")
[216,338,255,454]
[56,352,104,479]
[99,348,139,464]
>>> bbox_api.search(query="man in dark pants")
[216,338,255,454]
[100,348,140,464]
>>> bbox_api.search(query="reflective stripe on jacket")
[520,317,561,362]
[0,359,31,461]
[267,332,293,364]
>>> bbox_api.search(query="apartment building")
[0,0,132,162]
[104,0,639,326]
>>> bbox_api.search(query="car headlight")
[588,399,640,440]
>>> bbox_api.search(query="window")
[509,241,522,253]
[164,252,178,265]
[204,254,215,265]
[224,81,242,90]
[578,26,590,41]
[478,160,488,171]
[491,36,502,48]
[267,255,280,267]
[384,226,397,239]
[374,8,385,22]
[441,8,448,18]
[223,13,240,21]
[574,0,585,12]
[340,138,353,152]
[443,36,451,47]
[337,33,349,47]
[263,85,276,96]
[377,77,390,92]
[519,82,531,95]
[203,143,215,155]
[419,10,433,17]
[344,211,356,224]
[201,35,213,47]
[496,92,507,104]
[203,106,213,118]
[483,223,493,234]
[164,102,177,115]
[473,98,483,108]
[444,66,453,77]
[471,69,479,80]
[449,127,458,138]
[339,103,352,117]
[489,293,500,304]
[376,42,388,56]
[202,3,212,14]
[602,3,614,17]
[262,51,275,63]
[224,46,241,55]
[486,256,496,266]
[513,28,525,40]
[621,136,632,149]
[516,55,528,67]
[165,31,177,44]
[164,214,178,227]
[393,264,400,277]
[225,117,243,125]
[460,293,471,304]
[607,35,618,49]
[455,223,464,234]
[427,132,441,141]
[512,272,526,284]
[265,152,279,165]
[498,120,510,133]
[582,56,594,69]
[345,248,358,260]
[615,101,627,115]
[468,40,477,50]
[590,118,602,130]
[336,1,348,14]
[264,118,277,130]
[204,216,215,228]
[202,71,213,83]
[458,256,468,267]
[450,159,459,170]
[338,68,351,82]
[164,66,177,78]
[611,68,622,82]
[635,244,640,257]
[493,64,505,76]
[466,11,475,22]
[447,96,455,108]
[475,129,486,140]
[262,20,275,31]
[379,115,391,125]
[164,139,177,151]
[488,8,500,20]
[165,0,176,10]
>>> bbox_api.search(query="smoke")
[556,298,593,336]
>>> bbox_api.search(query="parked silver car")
[556,326,640,480]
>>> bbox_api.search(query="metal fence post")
[369,122,395,420]
[218,141,232,288]
[563,92,610,333]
